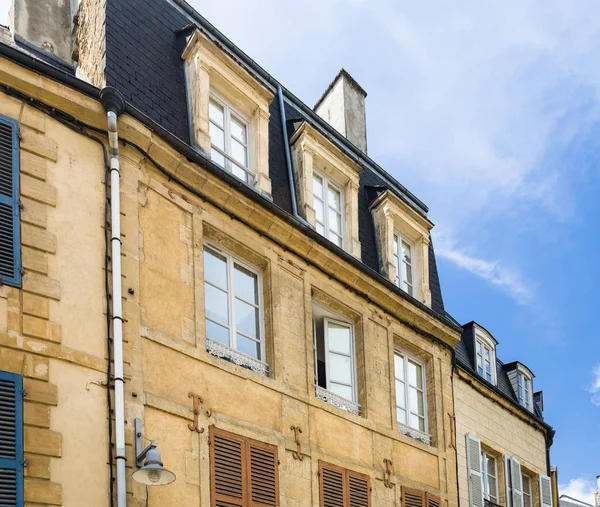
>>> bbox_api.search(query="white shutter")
[504,457,512,507]
[510,457,524,507]
[466,433,484,507]
[539,475,553,507]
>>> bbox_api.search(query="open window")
[312,303,360,415]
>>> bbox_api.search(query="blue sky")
[2,0,599,501]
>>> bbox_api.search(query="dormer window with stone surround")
[371,189,433,306]
[290,122,362,258]
[474,327,497,385]
[182,29,273,197]
[516,365,534,411]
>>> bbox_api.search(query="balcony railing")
[315,386,361,416]
[206,338,269,376]
[397,421,432,445]
[484,499,502,507]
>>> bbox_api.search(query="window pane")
[210,122,225,151]
[235,299,258,339]
[231,139,247,166]
[394,354,405,380]
[327,186,341,211]
[329,382,353,401]
[488,475,497,499]
[477,365,484,376]
[211,148,225,168]
[314,199,324,224]
[328,208,341,234]
[327,322,351,353]
[486,455,496,477]
[397,407,407,424]
[409,387,424,416]
[331,234,343,247]
[231,163,248,182]
[329,353,352,384]
[402,260,413,287]
[395,380,406,408]
[316,222,325,235]
[408,360,423,389]
[393,236,399,255]
[408,412,425,432]
[234,264,257,304]
[205,284,229,325]
[402,241,412,264]
[230,116,247,143]
[209,100,224,125]
[313,175,323,199]
[237,333,260,359]
[206,319,229,346]
[204,247,228,288]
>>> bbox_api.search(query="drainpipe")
[100,86,127,507]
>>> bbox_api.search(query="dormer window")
[313,171,344,247]
[474,329,497,385]
[518,371,533,410]
[393,233,414,296]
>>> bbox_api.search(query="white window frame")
[475,331,497,385]
[393,232,416,297]
[312,170,345,248]
[323,317,357,403]
[203,242,265,362]
[481,450,498,504]
[208,91,254,184]
[522,473,532,507]
[394,350,429,441]
[518,371,533,411]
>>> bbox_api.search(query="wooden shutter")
[347,470,370,507]
[0,115,20,288]
[509,457,523,507]
[211,427,246,507]
[426,493,441,507]
[0,371,24,507]
[465,434,484,507]
[320,461,345,507]
[248,440,278,507]
[539,475,553,507]
[402,487,426,507]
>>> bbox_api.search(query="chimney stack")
[10,0,77,66]
[315,69,368,154]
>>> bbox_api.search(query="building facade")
[0,1,555,507]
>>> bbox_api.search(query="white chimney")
[315,69,368,154]
[10,0,77,65]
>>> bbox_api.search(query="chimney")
[10,0,77,66]
[315,69,368,154]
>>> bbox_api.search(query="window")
[481,451,498,504]
[518,373,532,411]
[0,370,24,507]
[313,171,343,247]
[401,487,441,507]
[0,115,21,288]
[394,352,429,444]
[475,334,496,384]
[393,233,414,296]
[313,304,359,415]
[210,427,279,507]
[319,461,370,507]
[522,474,532,507]
[203,244,267,374]
[208,94,253,185]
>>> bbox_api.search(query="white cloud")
[590,365,600,407]
[560,476,597,505]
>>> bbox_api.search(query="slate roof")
[103,0,451,319]
[456,322,545,422]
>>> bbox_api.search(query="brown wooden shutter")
[320,461,345,507]
[248,440,279,507]
[426,493,441,507]
[402,487,426,507]
[347,470,370,507]
[211,427,246,507]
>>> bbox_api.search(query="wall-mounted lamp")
[132,418,176,486]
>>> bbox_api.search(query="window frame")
[475,331,497,385]
[312,169,345,249]
[393,232,416,297]
[480,450,498,503]
[203,242,266,363]
[323,317,357,404]
[518,372,533,411]
[208,91,254,185]
[522,473,533,507]
[394,350,429,438]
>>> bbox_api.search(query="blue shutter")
[0,114,21,287]
[0,370,24,507]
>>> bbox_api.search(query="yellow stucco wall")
[0,55,464,507]
[454,372,548,507]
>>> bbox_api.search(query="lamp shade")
[132,447,176,486]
